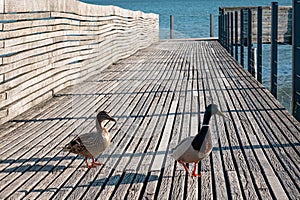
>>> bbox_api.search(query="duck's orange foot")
[91,157,103,167]
[178,160,190,174]
[191,172,201,177]
[85,158,97,169]
[87,165,95,169]
[191,162,201,177]
[92,161,103,166]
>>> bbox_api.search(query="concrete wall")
[0,0,159,124]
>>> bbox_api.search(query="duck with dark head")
[172,104,226,177]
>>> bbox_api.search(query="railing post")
[235,11,239,61]
[292,0,300,120]
[227,13,230,52]
[220,12,224,46]
[257,6,263,83]
[223,13,226,49]
[271,2,278,98]
[210,14,214,37]
[240,9,244,67]
[230,12,234,56]
[253,47,257,79]
[218,8,223,46]
[247,9,253,76]
[225,14,227,48]
[170,15,174,39]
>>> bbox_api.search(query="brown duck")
[63,111,116,168]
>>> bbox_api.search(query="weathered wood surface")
[221,6,292,44]
[0,40,299,199]
[0,0,159,124]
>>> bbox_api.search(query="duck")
[63,111,116,168]
[172,104,226,177]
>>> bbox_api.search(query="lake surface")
[80,0,293,112]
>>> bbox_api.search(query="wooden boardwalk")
[0,40,299,199]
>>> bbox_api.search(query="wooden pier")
[0,39,299,199]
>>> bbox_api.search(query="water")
[80,0,293,112]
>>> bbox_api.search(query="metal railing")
[218,1,300,121]
[292,0,300,121]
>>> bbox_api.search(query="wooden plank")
[0,74,4,83]
[151,101,177,170]
[146,64,182,199]
[0,12,50,21]
[141,86,175,199]
[0,0,4,13]
[0,40,95,75]
[0,92,6,101]
[171,70,189,199]
[4,0,50,13]
[198,44,226,200]
[151,43,190,200]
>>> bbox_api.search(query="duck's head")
[96,111,116,123]
[206,104,226,118]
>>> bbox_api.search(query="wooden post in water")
[240,9,244,67]
[292,0,300,120]
[225,14,228,50]
[271,2,278,98]
[257,6,263,83]
[218,8,222,45]
[253,48,257,79]
[234,11,239,61]
[247,9,253,76]
[210,14,214,37]
[170,15,174,39]
[226,14,230,51]
[230,12,234,56]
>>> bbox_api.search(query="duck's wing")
[172,136,194,160]
[79,131,110,157]
[63,136,93,158]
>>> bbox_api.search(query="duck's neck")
[191,111,212,150]
[202,111,212,125]
[96,119,104,132]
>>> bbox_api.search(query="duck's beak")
[216,110,227,118]
[108,116,116,122]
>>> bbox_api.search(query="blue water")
[81,0,291,38]
[80,0,293,112]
